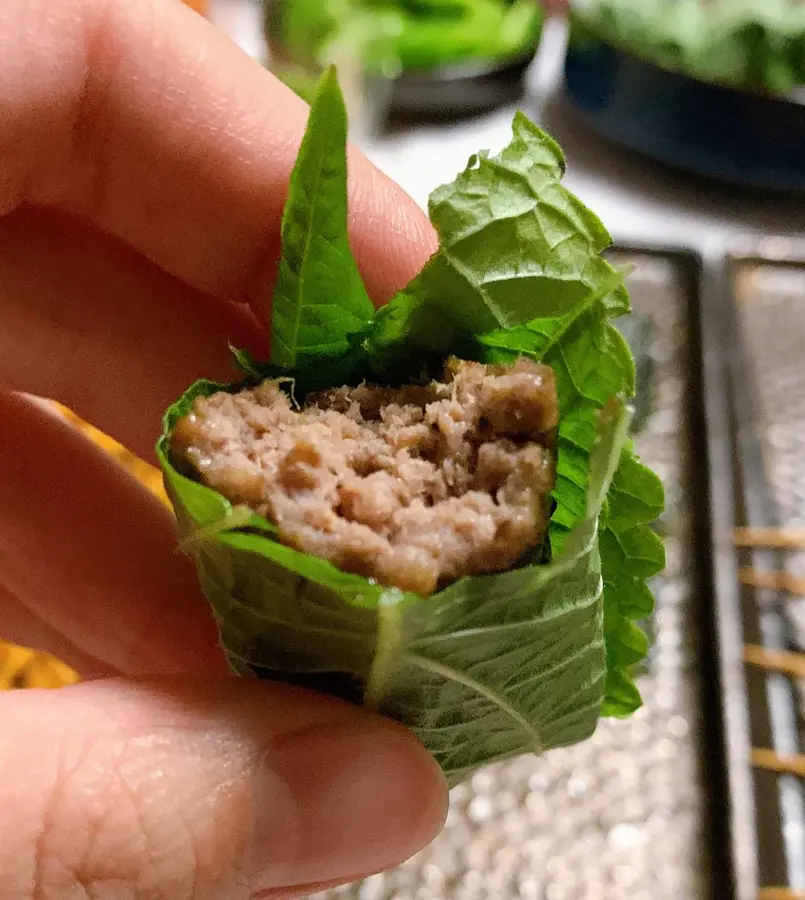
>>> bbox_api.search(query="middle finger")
[0,205,266,460]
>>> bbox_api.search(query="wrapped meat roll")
[158,69,664,785]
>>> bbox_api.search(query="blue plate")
[563,19,805,192]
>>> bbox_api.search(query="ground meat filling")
[172,357,558,595]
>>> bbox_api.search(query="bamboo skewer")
[744,644,805,680]
[736,526,805,549]
[751,748,805,779]
[733,533,805,897]
[739,567,805,596]
[734,524,805,592]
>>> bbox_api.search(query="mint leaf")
[364,113,629,370]
[419,113,626,331]
[270,67,374,368]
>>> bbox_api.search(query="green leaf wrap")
[160,389,630,785]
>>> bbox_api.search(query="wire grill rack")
[714,239,805,900]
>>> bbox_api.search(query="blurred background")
[4,1,805,899]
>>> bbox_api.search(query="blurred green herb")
[573,0,805,94]
[275,0,544,78]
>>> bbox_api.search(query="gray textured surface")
[310,254,712,900]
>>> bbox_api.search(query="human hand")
[0,0,446,897]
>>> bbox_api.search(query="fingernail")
[248,718,447,890]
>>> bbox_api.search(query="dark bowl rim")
[389,45,539,84]
[266,43,538,91]
[562,23,805,192]
[568,9,805,108]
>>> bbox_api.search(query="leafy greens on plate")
[572,0,805,95]
[158,67,665,785]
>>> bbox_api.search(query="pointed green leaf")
[270,67,374,368]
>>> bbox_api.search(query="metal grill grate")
[717,240,805,900]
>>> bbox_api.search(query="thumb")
[0,678,447,900]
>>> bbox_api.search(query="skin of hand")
[0,0,448,898]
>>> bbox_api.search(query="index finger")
[2,0,436,312]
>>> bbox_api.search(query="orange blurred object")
[181,0,208,15]
[52,403,170,507]
[0,405,170,690]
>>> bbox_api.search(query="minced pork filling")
[172,357,559,595]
